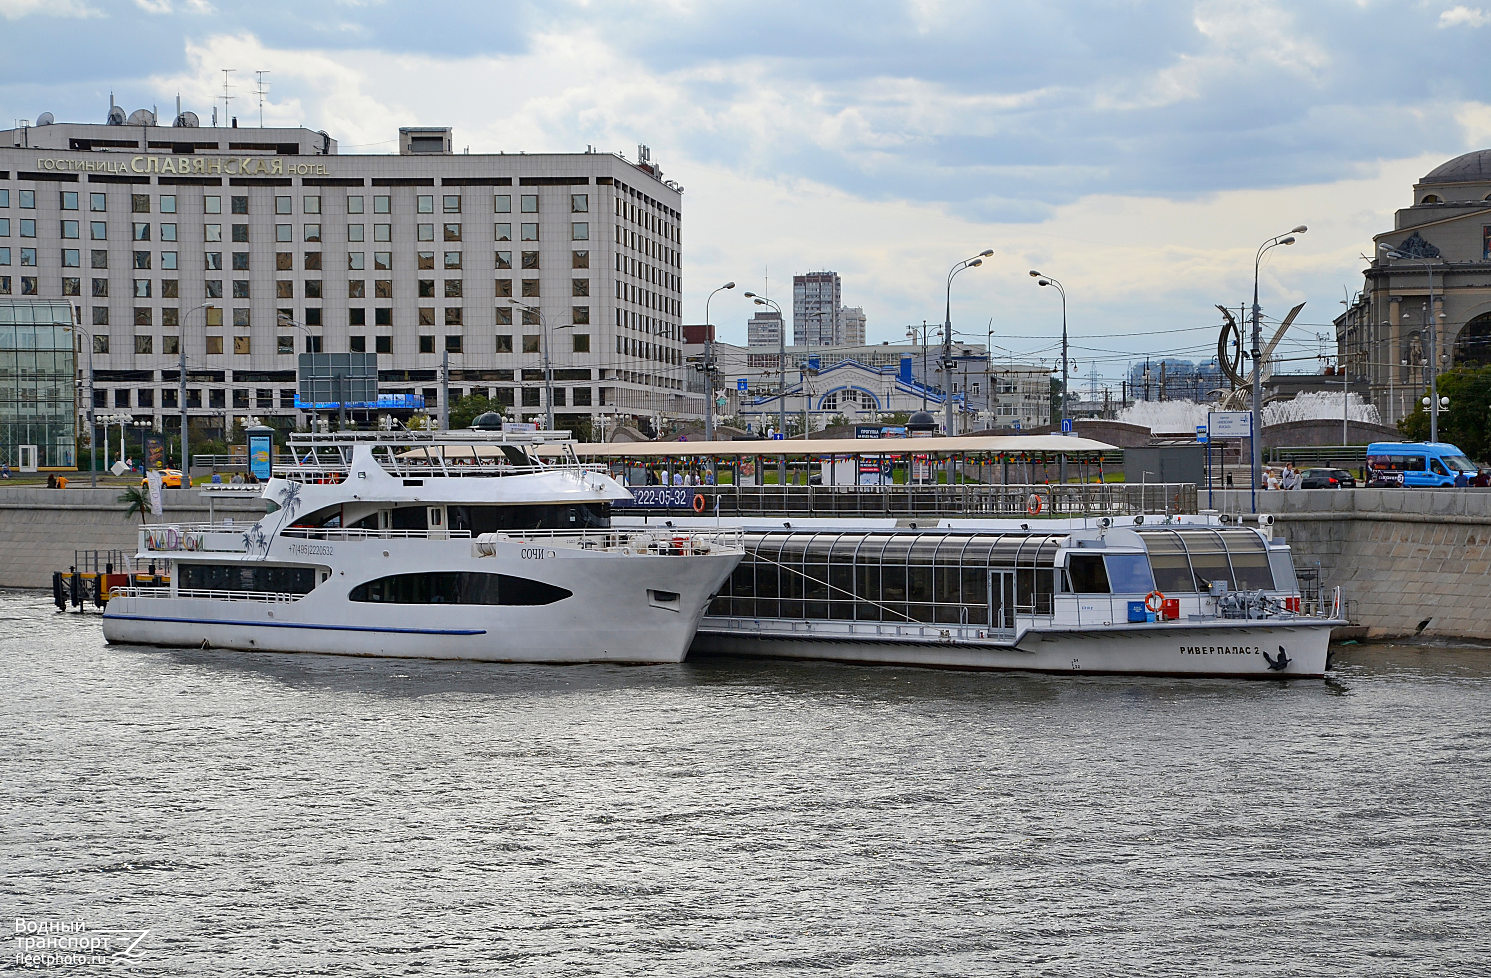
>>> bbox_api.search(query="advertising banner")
[248,431,273,481]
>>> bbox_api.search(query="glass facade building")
[0,299,77,469]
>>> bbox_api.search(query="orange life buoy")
[692,493,706,514]
[1145,590,1166,614]
[1026,493,1043,516]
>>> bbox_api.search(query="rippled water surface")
[4,590,1490,976]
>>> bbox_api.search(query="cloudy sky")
[3,0,1489,388]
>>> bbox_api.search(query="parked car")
[140,468,184,489]
[1299,467,1357,489]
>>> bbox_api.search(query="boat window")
[1141,533,1196,593]
[1266,549,1296,593]
[450,503,610,533]
[1138,528,1275,592]
[708,529,1061,625]
[289,505,342,529]
[178,563,316,595]
[1067,553,1109,593]
[390,507,428,531]
[349,571,571,605]
[1103,554,1155,595]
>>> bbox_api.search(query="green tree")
[117,485,150,523]
[448,394,501,430]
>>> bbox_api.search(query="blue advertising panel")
[247,430,273,480]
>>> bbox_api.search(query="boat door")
[987,570,1016,640]
[427,506,446,539]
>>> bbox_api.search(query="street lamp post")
[744,292,785,483]
[1249,226,1308,511]
[703,282,735,441]
[943,250,994,435]
[1379,244,1443,442]
[509,299,554,431]
[180,302,215,482]
[65,322,99,487]
[1028,270,1069,430]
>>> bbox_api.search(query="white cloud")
[134,0,172,13]
[81,13,1491,375]
[1438,5,1489,27]
[0,0,98,18]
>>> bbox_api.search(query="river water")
[3,589,1489,976]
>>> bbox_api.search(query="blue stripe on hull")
[103,613,486,636]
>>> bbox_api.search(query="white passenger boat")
[102,424,743,663]
[686,514,1344,678]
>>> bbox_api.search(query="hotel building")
[0,109,690,438]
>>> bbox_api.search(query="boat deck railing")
[628,482,1197,518]
[280,527,475,541]
[109,586,298,604]
[275,459,610,484]
[474,527,744,555]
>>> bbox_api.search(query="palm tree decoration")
[117,485,150,523]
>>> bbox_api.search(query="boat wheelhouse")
[102,425,744,664]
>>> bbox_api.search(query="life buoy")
[1145,590,1166,614]
[1026,494,1043,516]
[692,493,706,514]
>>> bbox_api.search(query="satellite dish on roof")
[106,105,127,125]
[126,108,156,126]
[174,110,200,128]
[35,112,54,126]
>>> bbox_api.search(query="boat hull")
[691,619,1339,678]
[103,550,739,665]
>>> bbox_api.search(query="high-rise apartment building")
[0,108,690,434]
[841,305,866,345]
[746,308,783,348]
[792,270,840,347]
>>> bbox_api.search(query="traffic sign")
[1060,419,1073,433]
[1196,424,1209,444]
[736,378,748,392]
[771,432,784,440]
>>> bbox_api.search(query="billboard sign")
[295,352,379,409]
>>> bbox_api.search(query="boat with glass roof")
[691,513,1343,678]
[101,420,743,663]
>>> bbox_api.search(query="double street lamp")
[743,292,785,438]
[943,250,994,435]
[1028,270,1069,430]
[1250,226,1307,510]
[702,282,735,441]
[179,302,216,482]
[508,298,579,432]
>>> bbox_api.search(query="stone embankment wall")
[1215,488,1491,640]
[0,488,263,589]
[2,486,1485,640]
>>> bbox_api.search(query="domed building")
[1336,148,1491,424]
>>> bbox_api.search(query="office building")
[0,106,689,436]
